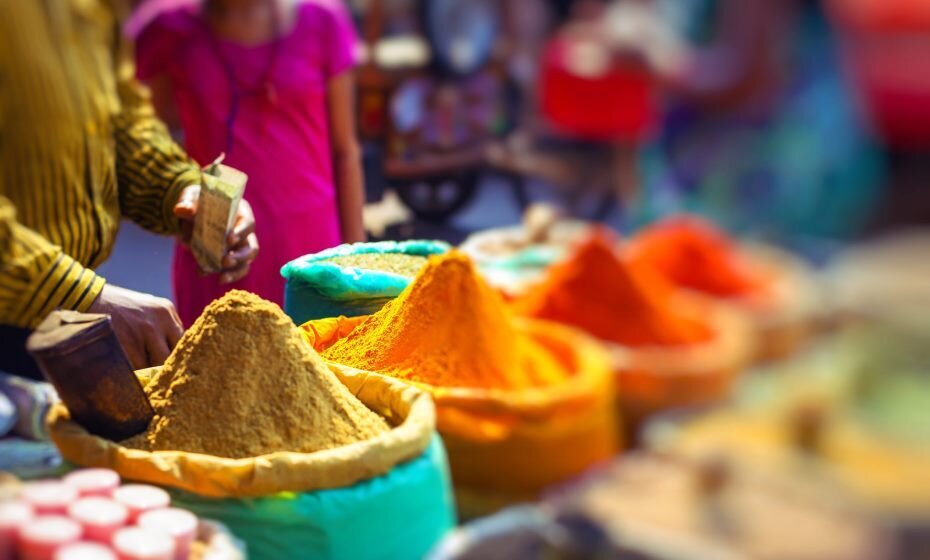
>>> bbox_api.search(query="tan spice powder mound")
[123,290,389,459]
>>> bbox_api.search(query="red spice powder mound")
[628,216,772,299]
[511,228,713,347]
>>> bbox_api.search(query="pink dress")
[133,0,359,326]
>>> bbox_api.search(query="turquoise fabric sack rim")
[168,435,457,560]
[280,240,450,300]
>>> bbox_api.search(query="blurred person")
[0,1,259,379]
[491,0,661,218]
[633,0,884,241]
[131,0,365,326]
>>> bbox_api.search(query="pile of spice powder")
[628,216,773,299]
[322,251,568,389]
[123,291,388,459]
[511,228,713,347]
[322,253,428,277]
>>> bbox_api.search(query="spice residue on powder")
[123,291,388,459]
[628,216,773,300]
[322,251,569,390]
[322,253,428,277]
[511,228,713,347]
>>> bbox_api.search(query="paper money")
[192,155,248,274]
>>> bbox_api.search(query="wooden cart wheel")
[392,171,480,222]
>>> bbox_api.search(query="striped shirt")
[0,0,201,328]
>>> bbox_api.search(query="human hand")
[173,186,260,284]
[88,284,183,370]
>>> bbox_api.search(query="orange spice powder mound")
[511,228,713,347]
[627,216,773,299]
[323,251,569,390]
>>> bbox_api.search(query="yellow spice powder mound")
[123,290,389,459]
[322,251,569,390]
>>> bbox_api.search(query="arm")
[112,31,201,235]
[0,197,105,329]
[328,72,366,244]
[0,197,183,366]
[0,12,184,367]
[100,56,193,365]
[115,29,258,284]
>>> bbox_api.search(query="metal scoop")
[26,310,154,441]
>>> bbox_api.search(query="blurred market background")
[104,0,930,295]
[4,0,930,559]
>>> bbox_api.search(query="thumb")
[173,186,201,219]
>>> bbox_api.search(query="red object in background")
[110,486,170,524]
[359,90,387,139]
[539,35,657,142]
[66,498,128,544]
[110,528,175,560]
[63,470,120,499]
[628,216,772,300]
[828,0,930,148]
[21,482,79,516]
[18,516,83,560]
[137,509,198,560]
[828,0,930,32]
[0,502,34,559]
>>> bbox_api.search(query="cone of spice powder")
[317,251,621,515]
[123,291,389,459]
[628,215,816,361]
[512,228,751,430]
[322,251,570,390]
[511,228,713,347]
[627,216,774,302]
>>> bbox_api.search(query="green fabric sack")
[281,241,449,324]
[168,436,456,560]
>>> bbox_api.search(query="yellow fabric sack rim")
[47,361,436,498]
[302,316,618,441]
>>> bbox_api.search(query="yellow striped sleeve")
[0,197,105,328]
[113,33,201,236]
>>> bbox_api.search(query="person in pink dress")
[131,0,366,326]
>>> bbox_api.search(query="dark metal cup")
[26,310,154,441]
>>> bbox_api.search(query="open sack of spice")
[281,240,450,324]
[301,251,620,518]
[509,228,754,437]
[626,215,822,361]
[46,291,455,560]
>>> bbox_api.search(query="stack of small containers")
[0,469,199,560]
